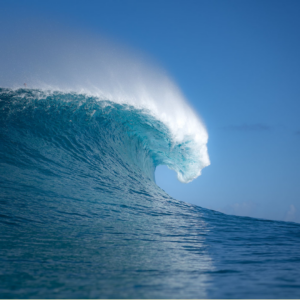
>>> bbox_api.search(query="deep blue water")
[0,88,300,298]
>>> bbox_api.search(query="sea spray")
[0,27,210,182]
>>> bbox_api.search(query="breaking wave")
[0,88,209,183]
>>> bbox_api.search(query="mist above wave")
[0,25,210,182]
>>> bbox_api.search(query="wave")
[0,88,209,183]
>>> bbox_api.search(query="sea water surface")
[0,88,300,298]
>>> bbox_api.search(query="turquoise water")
[0,88,300,298]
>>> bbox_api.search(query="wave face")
[1,88,300,298]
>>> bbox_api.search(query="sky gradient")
[1,0,300,222]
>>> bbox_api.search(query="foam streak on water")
[0,88,300,298]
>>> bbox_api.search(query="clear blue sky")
[1,0,300,222]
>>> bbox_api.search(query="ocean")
[0,88,300,298]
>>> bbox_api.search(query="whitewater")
[0,30,300,298]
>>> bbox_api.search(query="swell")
[1,88,300,299]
